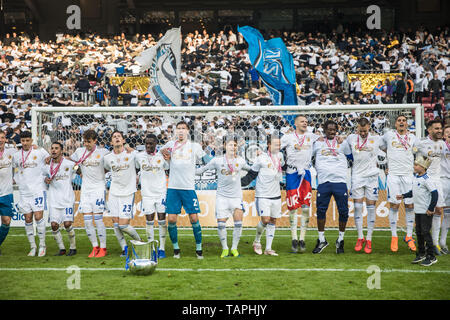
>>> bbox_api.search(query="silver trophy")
[125,240,159,275]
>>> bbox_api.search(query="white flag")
[136,27,181,106]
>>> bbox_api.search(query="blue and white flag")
[135,27,181,106]
[238,26,298,105]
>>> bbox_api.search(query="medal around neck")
[125,240,159,275]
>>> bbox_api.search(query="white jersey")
[136,151,168,198]
[0,148,16,196]
[104,150,138,197]
[313,138,352,184]
[196,155,250,199]
[417,137,446,179]
[281,131,320,174]
[251,152,284,198]
[346,134,381,178]
[43,158,75,208]
[409,173,437,214]
[441,141,450,179]
[162,140,205,190]
[381,130,418,176]
[13,148,49,197]
[71,146,109,194]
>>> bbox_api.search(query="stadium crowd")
[0,25,449,150]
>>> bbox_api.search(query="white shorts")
[441,177,450,207]
[49,206,74,224]
[141,196,166,215]
[18,191,47,214]
[108,194,135,219]
[215,195,244,220]
[431,178,445,208]
[387,174,414,205]
[79,190,106,214]
[350,175,379,201]
[255,197,282,219]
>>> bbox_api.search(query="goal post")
[30,104,424,229]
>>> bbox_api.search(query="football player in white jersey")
[417,119,446,255]
[347,118,382,254]
[312,120,352,254]
[196,136,251,258]
[241,134,285,256]
[44,142,77,256]
[280,115,320,253]
[396,155,439,266]
[439,125,450,254]
[161,121,207,259]
[0,131,16,255]
[104,131,141,257]
[380,115,419,252]
[136,134,169,259]
[12,131,49,257]
[71,129,109,258]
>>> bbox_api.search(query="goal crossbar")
[31,103,424,140]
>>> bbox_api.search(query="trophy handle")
[149,240,159,263]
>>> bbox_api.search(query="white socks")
[366,204,376,241]
[217,221,228,250]
[146,219,168,251]
[158,220,167,251]
[354,202,364,239]
[146,220,155,242]
[113,222,126,250]
[25,222,36,249]
[440,209,450,248]
[84,215,98,247]
[318,231,325,242]
[36,218,46,248]
[94,214,107,249]
[255,221,267,243]
[405,208,415,238]
[265,223,276,251]
[389,208,399,237]
[432,215,441,246]
[338,231,345,242]
[231,221,242,251]
[52,229,65,250]
[85,214,107,249]
[65,225,76,250]
[290,208,310,241]
[289,210,298,240]
[119,224,141,241]
[300,207,310,241]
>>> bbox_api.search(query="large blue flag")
[238,26,298,105]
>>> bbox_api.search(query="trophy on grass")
[125,240,159,275]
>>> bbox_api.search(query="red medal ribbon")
[21,149,32,168]
[395,132,410,150]
[0,147,4,159]
[76,146,96,166]
[356,135,368,151]
[171,140,187,153]
[325,138,338,156]
[268,151,282,172]
[49,157,64,180]
[225,155,236,173]
[294,132,306,149]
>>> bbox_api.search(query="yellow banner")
[110,76,149,94]
[347,73,401,94]
[72,190,404,228]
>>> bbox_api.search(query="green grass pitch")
[1,227,449,300]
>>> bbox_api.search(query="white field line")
[0,267,449,274]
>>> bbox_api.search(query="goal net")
[31,104,423,229]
